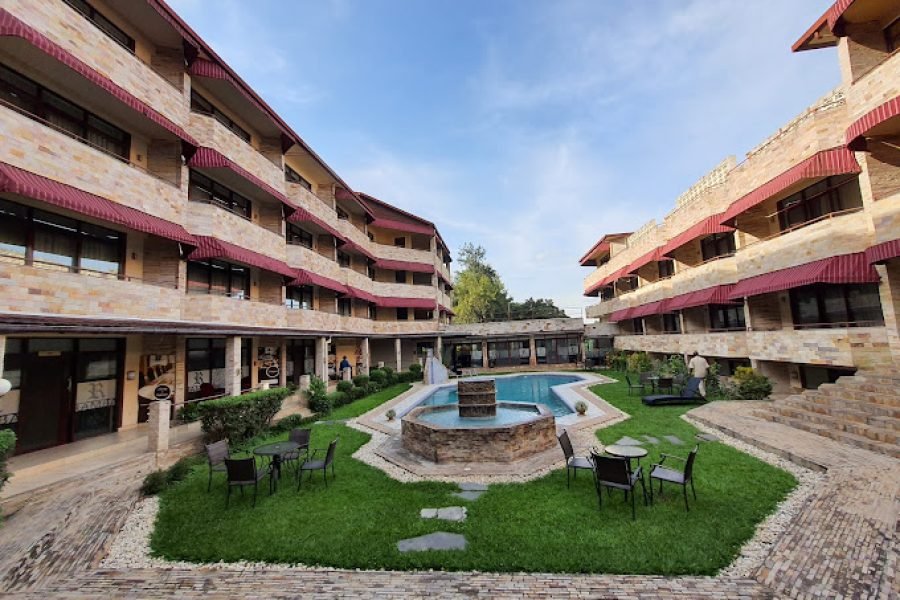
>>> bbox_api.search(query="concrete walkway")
[0,400,895,598]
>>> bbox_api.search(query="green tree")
[507,297,568,319]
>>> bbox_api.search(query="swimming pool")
[416,374,580,417]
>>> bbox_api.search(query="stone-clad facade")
[582,3,900,395]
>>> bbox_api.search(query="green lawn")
[327,383,411,420]
[151,372,795,574]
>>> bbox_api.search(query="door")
[16,354,71,453]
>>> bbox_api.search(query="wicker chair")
[557,430,593,488]
[297,437,339,490]
[282,428,311,472]
[224,457,269,507]
[590,452,648,520]
[649,445,698,511]
[205,440,230,492]
[625,375,645,396]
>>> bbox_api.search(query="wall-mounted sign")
[258,345,280,384]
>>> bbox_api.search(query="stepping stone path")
[420,507,467,522]
[452,482,487,501]
[696,432,719,442]
[397,532,467,553]
[663,435,685,446]
[614,436,643,446]
[641,435,660,445]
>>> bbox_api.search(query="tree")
[452,244,568,322]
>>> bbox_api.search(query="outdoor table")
[604,444,649,469]
[253,441,300,491]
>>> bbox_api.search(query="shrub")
[326,391,348,408]
[352,375,370,388]
[0,429,16,495]
[350,386,367,400]
[165,459,191,484]
[270,413,319,434]
[626,352,653,374]
[336,380,354,395]
[408,363,423,380]
[606,350,627,372]
[176,402,201,423]
[140,470,169,496]
[385,408,396,421]
[574,400,588,414]
[306,376,329,414]
[396,371,412,384]
[724,367,773,400]
[662,354,689,379]
[369,369,387,386]
[383,366,396,385]
[198,387,291,443]
[365,382,381,396]
[705,362,724,399]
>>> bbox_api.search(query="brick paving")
[0,400,894,599]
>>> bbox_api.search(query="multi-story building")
[0,0,457,454]
[581,0,900,396]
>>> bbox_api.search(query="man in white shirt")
[687,351,710,398]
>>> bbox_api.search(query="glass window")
[395,270,407,284]
[700,232,735,261]
[0,199,27,263]
[63,0,135,52]
[658,260,675,279]
[368,303,377,319]
[79,223,121,275]
[790,284,884,327]
[632,318,644,334]
[186,260,251,299]
[186,338,226,401]
[284,165,312,190]
[396,307,408,320]
[394,237,406,248]
[286,223,313,248]
[190,91,250,143]
[286,286,313,309]
[662,313,681,333]
[188,170,251,219]
[337,251,351,268]
[777,175,863,232]
[336,206,349,220]
[338,297,352,316]
[709,303,746,331]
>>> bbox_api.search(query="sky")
[169,0,839,317]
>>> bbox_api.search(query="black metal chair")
[282,428,311,472]
[590,452,648,520]
[557,430,593,488]
[656,376,674,394]
[625,375,645,396]
[297,437,339,490]
[649,445,698,511]
[205,440,230,492]
[224,457,269,507]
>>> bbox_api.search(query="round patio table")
[254,441,300,491]
[604,444,648,469]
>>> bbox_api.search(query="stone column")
[147,400,171,456]
[224,336,242,396]
[877,262,900,367]
[482,340,490,369]
[395,338,402,371]
[435,336,443,364]
[316,337,329,380]
[250,338,260,389]
[279,340,288,388]
[361,337,370,376]
[528,336,537,367]
[0,334,6,376]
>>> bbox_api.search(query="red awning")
[599,266,630,287]
[287,208,345,242]
[437,271,454,290]
[345,285,379,304]
[728,253,879,299]
[629,300,670,319]
[660,214,733,257]
[439,304,456,316]
[720,147,860,224]
[846,95,900,151]
[188,236,295,277]
[0,161,196,245]
[666,285,738,312]
[288,268,348,294]
[0,9,197,146]
[370,217,434,237]
[626,247,665,274]
[609,308,633,323]
[374,258,435,274]
[865,239,900,265]
[377,297,435,309]
[187,147,296,213]
[341,240,375,261]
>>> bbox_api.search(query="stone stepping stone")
[663,435,685,446]
[314,419,348,425]
[641,435,660,445]
[452,490,484,501]
[397,532,467,552]
[615,436,643,446]
[458,482,488,492]
[696,432,718,442]
[420,507,467,522]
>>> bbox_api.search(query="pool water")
[417,374,579,417]
[418,405,542,428]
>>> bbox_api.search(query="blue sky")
[170,0,838,316]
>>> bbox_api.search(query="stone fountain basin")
[401,402,556,463]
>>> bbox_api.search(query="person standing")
[687,351,710,398]
[339,355,352,377]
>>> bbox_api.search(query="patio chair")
[642,377,704,406]
[625,375,645,396]
[649,445,698,511]
[639,371,653,389]
[282,428,311,472]
[557,430,593,488]
[297,437,339,490]
[205,440,230,492]
[224,457,269,507]
[590,452,648,520]
[656,376,674,394]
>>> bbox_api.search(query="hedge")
[197,387,292,443]
[0,429,15,496]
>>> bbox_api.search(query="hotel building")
[0,0,463,454]
[581,2,900,419]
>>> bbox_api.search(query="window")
[658,260,675,279]
[368,303,377,319]
[700,232,736,261]
[709,303,746,331]
[63,0,135,52]
[336,206,349,220]
[186,338,226,401]
[367,264,376,280]
[186,260,251,299]
[662,313,681,333]
[777,175,862,232]
[190,90,251,143]
[337,251,351,268]
[412,272,432,286]
[618,276,638,292]
[789,284,884,328]
[286,223,313,248]
[396,307,408,320]
[631,318,644,334]
[284,165,312,190]
[414,309,433,321]
[395,270,407,284]
[338,297,352,316]
[0,198,123,276]
[394,237,406,248]
[188,170,251,219]
[1,64,131,160]
[285,285,313,310]
[886,17,900,52]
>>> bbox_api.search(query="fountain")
[401,378,557,463]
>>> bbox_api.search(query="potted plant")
[574,400,588,416]
[386,408,396,421]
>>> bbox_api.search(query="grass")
[328,383,412,420]
[151,372,796,575]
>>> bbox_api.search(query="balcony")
[615,331,750,358]
[371,242,436,264]
[285,244,343,280]
[6,0,187,125]
[747,326,890,368]
[184,202,286,263]
[334,216,370,248]
[0,106,184,223]
[182,294,285,329]
[0,261,183,321]
[284,306,345,332]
